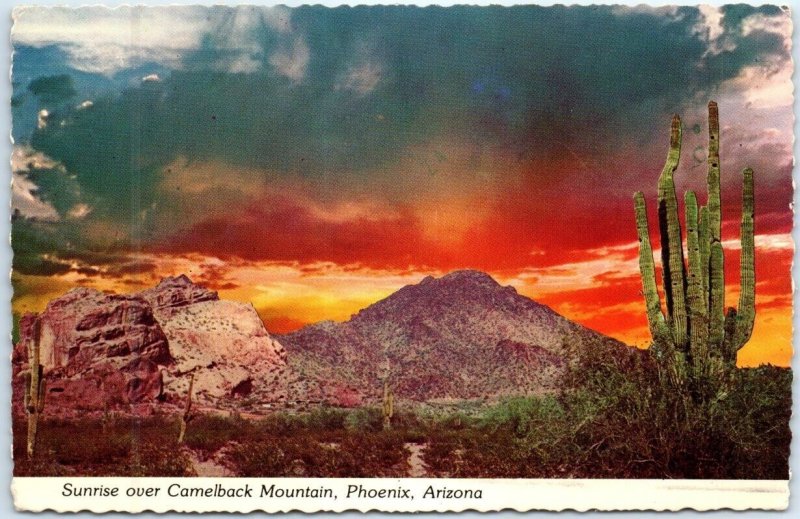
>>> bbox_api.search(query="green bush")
[480,395,565,437]
[343,406,383,432]
[185,414,250,457]
[302,406,349,431]
[128,441,195,477]
[228,439,292,477]
[559,339,792,478]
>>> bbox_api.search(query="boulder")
[14,287,172,412]
[158,299,288,405]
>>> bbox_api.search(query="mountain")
[279,270,626,402]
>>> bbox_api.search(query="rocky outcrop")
[140,274,219,319]
[14,288,171,413]
[159,299,290,407]
[13,276,290,415]
[18,288,171,372]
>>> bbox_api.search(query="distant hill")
[279,270,627,402]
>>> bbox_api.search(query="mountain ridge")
[14,269,629,415]
[278,269,626,402]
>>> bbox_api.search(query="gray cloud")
[11,5,793,269]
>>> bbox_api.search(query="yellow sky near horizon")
[12,233,793,368]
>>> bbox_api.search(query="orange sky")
[12,226,793,367]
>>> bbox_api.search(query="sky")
[9,4,794,367]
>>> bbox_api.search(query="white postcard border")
[4,1,799,517]
[11,477,790,512]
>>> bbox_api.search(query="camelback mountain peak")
[14,270,627,415]
[278,269,626,402]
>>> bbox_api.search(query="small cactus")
[177,374,194,444]
[382,380,394,430]
[25,317,46,459]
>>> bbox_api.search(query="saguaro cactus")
[382,380,394,430]
[177,374,194,444]
[25,317,46,459]
[634,102,755,383]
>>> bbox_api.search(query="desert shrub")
[184,413,250,457]
[256,409,338,432]
[480,395,565,437]
[24,417,135,472]
[423,423,575,478]
[430,410,475,431]
[228,440,290,477]
[12,418,71,476]
[127,441,195,477]
[302,406,349,431]
[714,366,792,479]
[13,415,194,477]
[423,427,481,477]
[560,339,792,478]
[227,430,409,477]
[339,431,409,476]
[454,437,527,477]
[255,412,304,436]
[393,409,428,443]
[343,407,383,432]
[14,453,71,477]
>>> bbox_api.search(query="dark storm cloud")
[27,74,76,103]
[11,218,72,276]
[12,5,792,269]
[27,5,790,173]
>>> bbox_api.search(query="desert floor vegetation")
[13,343,789,479]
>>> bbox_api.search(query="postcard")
[8,3,793,512]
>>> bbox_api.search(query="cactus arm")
[706,102,725,343]
[634,192,670,343]
[734,167,756,350]
[685,191,708,358]
[657,114,688,348]
[723,307,739,364]
[178,421,186,445]
[37,366,46,413]
[23,371,31,410]
[698,206,710,314]
[27,320,40,412]
[708,241,726,348]
[707,101,722,242]
[382,380,394,429]
[26,416,38,461]
[184,374,194,416]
